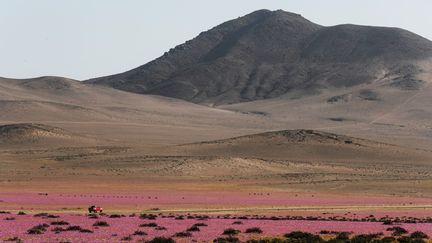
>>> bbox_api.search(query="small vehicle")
[88,205,103,213]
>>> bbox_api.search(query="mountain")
[87,9,432,105]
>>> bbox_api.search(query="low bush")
[121,235,132,241]
[397,236,413,243]
[17,211,26,215]
[51,221,69,225]
[133,230,147,236]
[380,236,397,243]
[350,233,381,243]
[93,221,110,227]
[5,237,23,243]
[193,222,208,227]
[146,237,175,243]
[140,222,158,227]
[382,219,393,225]
[65,225,83,231]
[155,226,168,231]
[33,213,49,217]
[284,231,323,242]
[335,232,351,241]
[245,227,263,234]
[79,228,93,233]
[213,236,240,243]
[410,231,429,239]
[27,224,49,235]
[174,231,192,237]
[222,228,240,235]
[51,227,65,233]
[387,226,408,236]
[140,213,157,220]
[187,225,200,232]
[232,221,243,225]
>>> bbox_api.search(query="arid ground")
[1,76,432,242]
[2,8,432,242]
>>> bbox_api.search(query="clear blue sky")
[1,0,431,80]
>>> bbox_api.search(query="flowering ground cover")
[1,191,431,212]
[1,192,431,242]
[0,212,431,242]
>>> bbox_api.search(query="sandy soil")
[0,76,432,221]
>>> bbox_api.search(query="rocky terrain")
[88,9,432,105]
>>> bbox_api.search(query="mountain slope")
[87,9,432,105]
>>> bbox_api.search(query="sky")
[1,0,432,80]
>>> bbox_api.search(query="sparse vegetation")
[245,227,263,234]
[214,236,240,243]
[27,224,49,234]
[146,237,175,243]
[193,222,208,227]
[155,226,168,231]
[284,231,323,242]
[133,230,147,236]
[121,235,133,241]
[4,237,23,243]
[410,231,429,239]
[93,221,110,227]
[350,233,383,243]
[51,227,65,233]
[65,225,83,231]
[51,220,70,225]
[222,228,240,235]
[174,231,192,237]
[33,213,49,217]
[140,213,157,220]
[79,228,93,233]
[187,225,200,232]
[387,226,408,236]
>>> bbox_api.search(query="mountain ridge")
[87,9,432,105]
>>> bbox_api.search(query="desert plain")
[1,9,432,243]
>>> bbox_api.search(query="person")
[88,205,95,213]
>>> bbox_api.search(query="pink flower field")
[2,191,432,212]
[1,192,432,242]
[1,212,431,242]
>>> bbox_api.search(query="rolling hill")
[173,129,432,164]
